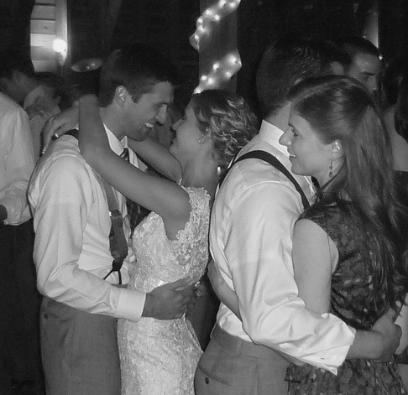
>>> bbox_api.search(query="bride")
[77,90,258,394]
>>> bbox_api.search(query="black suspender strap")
[102,181,128,285]
[223,150,310,210]
[60,129,128,284]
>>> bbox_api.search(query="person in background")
[337,36,381,95]
[380,59,408,390]
[0,52,45,159]
[0,52,43,395]
[196,37,402,395]
[0,53,74,160]
[280,75,408,394]
[380,57,408,186]
[29,71,74,157]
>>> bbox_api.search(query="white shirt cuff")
[116,287,146,321]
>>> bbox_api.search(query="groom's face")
[125,81,174,141]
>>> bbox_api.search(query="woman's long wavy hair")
[289,75,408,309]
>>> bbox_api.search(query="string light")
[194,50,242,93]
[189,0,242,51]
[190,0,242,92]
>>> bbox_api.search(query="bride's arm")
[78,95,190,235]
[128,137,182,183]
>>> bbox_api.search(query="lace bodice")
[129,186,210,292]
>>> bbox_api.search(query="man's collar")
[104,124,127,155]
[258,120,289,158]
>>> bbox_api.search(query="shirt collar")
[258,120,289,158]
[104,124,127,156]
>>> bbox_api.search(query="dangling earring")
[329,160,333,178]
[216,165,223,178]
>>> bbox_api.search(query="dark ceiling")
[1,0,407,107]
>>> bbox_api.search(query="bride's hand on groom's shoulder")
[142,278,196,320]
[41,103,80,153]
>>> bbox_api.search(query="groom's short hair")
[98,43,179,107]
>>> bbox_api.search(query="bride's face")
[169,102,206,162]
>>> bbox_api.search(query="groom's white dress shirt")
[210,120,356,374]
[29,127,145,321]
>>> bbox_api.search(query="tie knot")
[120,148,129,161]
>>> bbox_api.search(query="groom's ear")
[114,85,130,107]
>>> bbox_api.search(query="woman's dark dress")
[286,202,405,395]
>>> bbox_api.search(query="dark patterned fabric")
[395,170,408,243]
[286,202,405,395]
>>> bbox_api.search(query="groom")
[29,44,193,395]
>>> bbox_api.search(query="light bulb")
[52,38,67,55]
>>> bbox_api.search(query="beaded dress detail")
[117,187,210,395]
[286,202,405,395]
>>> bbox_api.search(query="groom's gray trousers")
[40,297,121,395]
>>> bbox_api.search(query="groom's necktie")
[120,148,148,235]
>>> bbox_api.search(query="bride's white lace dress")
[117,187,210,395]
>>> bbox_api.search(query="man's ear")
[114,85,130,106]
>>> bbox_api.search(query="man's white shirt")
[28,127,145,321]
[0,93,35,225]
[210,120,356,373]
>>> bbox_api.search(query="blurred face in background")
[347,52,380,94]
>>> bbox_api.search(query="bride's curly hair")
[189,90,259,168]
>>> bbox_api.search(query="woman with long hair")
[77,89,258,394]
[278,75,408,393]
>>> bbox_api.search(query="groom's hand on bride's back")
[142,278,195,320]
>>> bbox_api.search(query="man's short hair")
[0,50,35,80]
[98,43,180,107]
[308,40,351,72]
[256,37,340,117]
[337,36,380,62]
